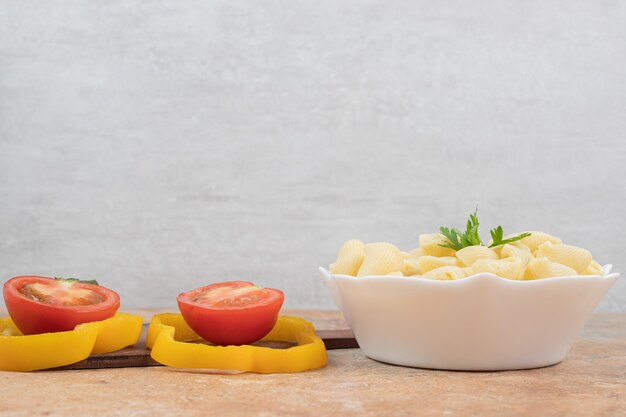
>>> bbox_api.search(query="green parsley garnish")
[439,209,530,250]
[488,226,531,248]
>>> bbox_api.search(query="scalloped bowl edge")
[319,266,619,371]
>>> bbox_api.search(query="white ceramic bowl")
[320,266,618,371]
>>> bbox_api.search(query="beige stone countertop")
[0,310,624,417]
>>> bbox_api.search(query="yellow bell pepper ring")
[92,313,143,354]
[0,312,142,372]
[0,318,99,372]
[147,314,328,374]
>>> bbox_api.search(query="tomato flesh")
[3,276,120,335]
[193,285,269,307]
[177,281,284,346]
[20,282,105,306]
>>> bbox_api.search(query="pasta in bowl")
[328,232,603,281]
[321,217,619,370]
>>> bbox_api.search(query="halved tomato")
[177,281,284,346]
[3,276,120,335]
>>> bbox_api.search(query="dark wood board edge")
[50,329,358,371]
[54,348,160,370]
[318,329,359,350]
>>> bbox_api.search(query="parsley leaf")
[439,226,463,250]
[439,209,530,250]
[439,208,483,250]
[488,226,531,248]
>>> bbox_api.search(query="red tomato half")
[177,281,284,346]
[3,276,120,335]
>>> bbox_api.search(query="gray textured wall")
[1,1,625,311]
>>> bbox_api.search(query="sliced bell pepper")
[92,313,143,354]
[146,314,328,373]
[0,312,142,372]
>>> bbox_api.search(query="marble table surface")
[0,309,624,417]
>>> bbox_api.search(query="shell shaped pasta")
[422,266,466,281]
[524,257,577,280]
[408,247,424,258]
[471,257,524,280]
[519,232,562,252]
[582,260,603,276]
[417,256,458,273]
[386,271,404,276]
[535,241,592,273]
[455,246,498,267]
[418,234,456,257]
[329,239,365,276]
[357,242,404,276]
[500,243,534,266]
[493,241,528,257]
[402,258,421,276]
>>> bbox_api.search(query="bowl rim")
[319,264,619,285]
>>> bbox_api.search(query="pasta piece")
[417,256,458,273]
[455,246,498,267]
[402,258,421,276]
[582,260,603,276]
[500,243,534,266]
[418,234,456,257]
[471,257,524,280]
[462,267,474,277]
[493,241,528,257]
[357,242,404,276]
[422,266,466,280]
[386,271,404,276]
[523,257,577,280]
[329,239,365,275]
[519,231,562,252]
[535,241,592,273]
[408,247,424,258]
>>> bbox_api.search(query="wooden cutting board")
[54,325,358,370]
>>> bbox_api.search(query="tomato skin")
[177,281,284,346]
[3,276,120,335]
